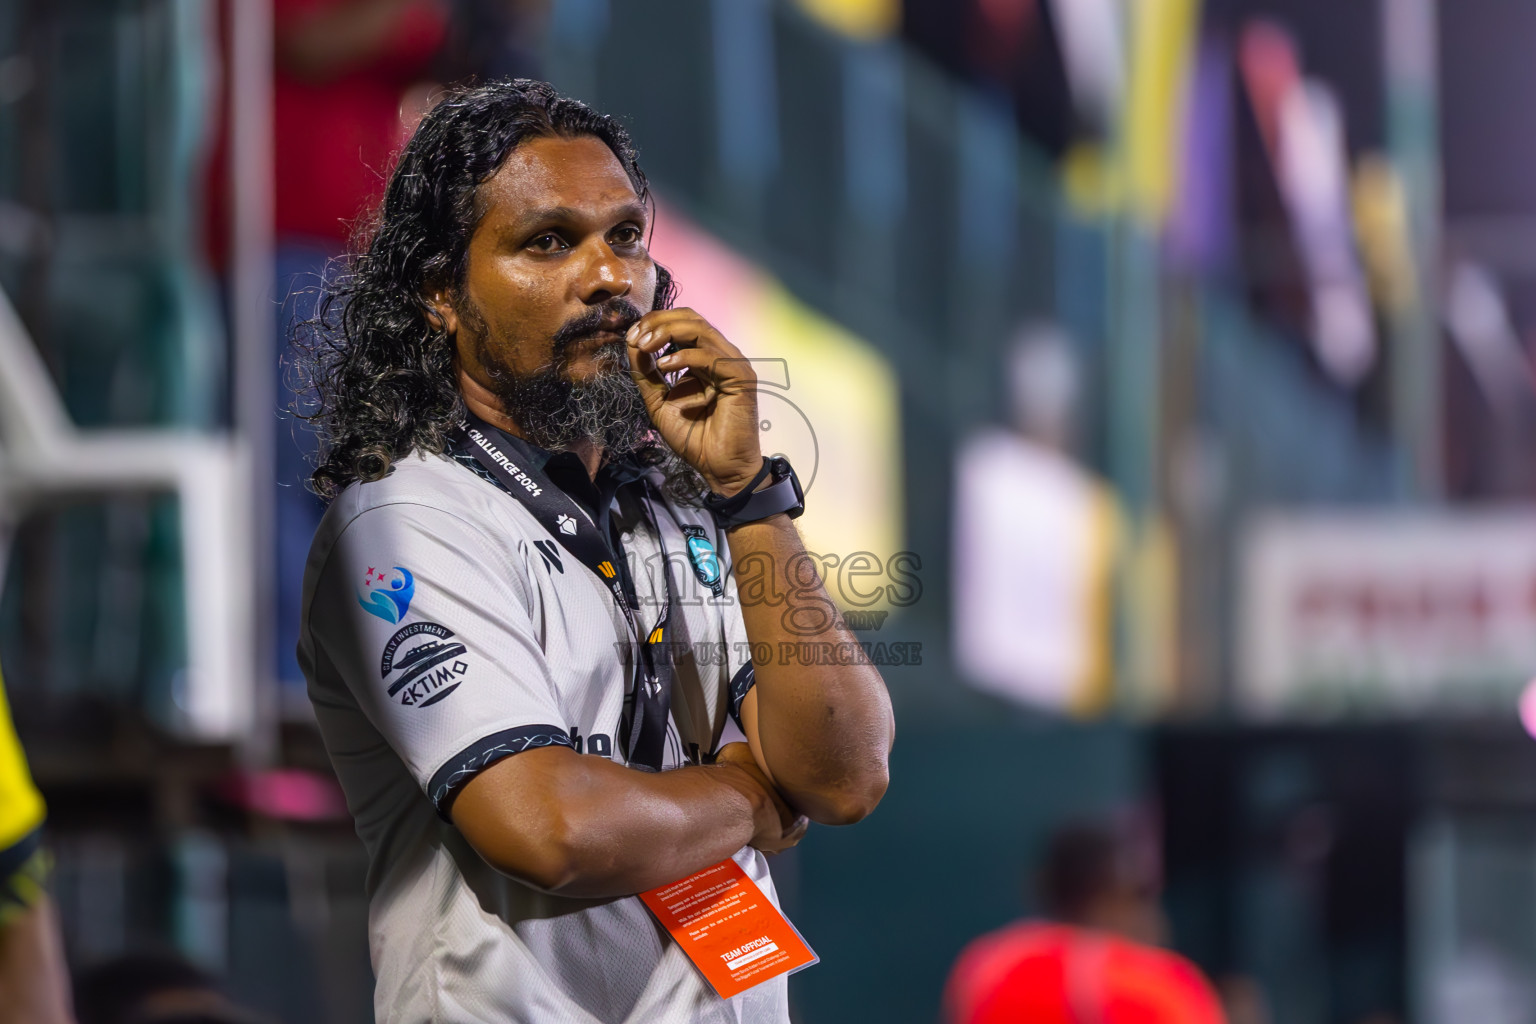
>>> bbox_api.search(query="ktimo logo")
[380,622,471,708]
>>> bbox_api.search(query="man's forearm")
[0,896,74,1024]
[452,747,781,899]
[727,514,894,825]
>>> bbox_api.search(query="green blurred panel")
[43,0,183,216]
[51,15,133,212]
[1199,292,1400,507]
[765,5,843,285]
[788,716,1145,1023]
[593,0,716,204]
[0,495,184,721]
[46,256,181,428]
[894,71,958,352]
[0,0,219,718]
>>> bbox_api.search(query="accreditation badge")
[640,858,817,999]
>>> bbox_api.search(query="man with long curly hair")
[295,80,894,1022]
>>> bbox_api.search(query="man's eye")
[612,226,642,246]
[530,233,567,252]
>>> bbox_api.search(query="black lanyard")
[450,415,673,771]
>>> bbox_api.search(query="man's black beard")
[465,299,705,501]
[482,335,656,456]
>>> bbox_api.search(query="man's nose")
[576,239,632,304]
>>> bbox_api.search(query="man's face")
[450,132,659,396]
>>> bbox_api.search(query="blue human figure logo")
[358,566,416,623]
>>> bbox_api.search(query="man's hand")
[627,307,894,828]
[713,743,808,856]
[625,309,764,496]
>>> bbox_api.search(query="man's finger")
[626,309,713,352]
[649,346,748,383]
[623,338,671,398]
[628,307,708,334]
[764,817,809,855]
[629,316,745,363]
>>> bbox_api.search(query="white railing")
[0,286,256,743]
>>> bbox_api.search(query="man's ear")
[422,284,460,339]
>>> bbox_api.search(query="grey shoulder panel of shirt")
[316,452,543,552]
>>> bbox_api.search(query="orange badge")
[640,858,818,999]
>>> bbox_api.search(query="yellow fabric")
[792,0,899,39]
[1353,156,1417,316]
[0,672,45,853]
[1060,0,1202,223]
[1123,0,1202,224]
[1070,480,1122,717]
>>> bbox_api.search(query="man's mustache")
[551,299,645,353]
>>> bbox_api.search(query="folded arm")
[728,513,895,826]
[451,743,801,898]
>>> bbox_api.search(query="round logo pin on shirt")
[682,526,723,596]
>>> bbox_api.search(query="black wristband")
[702,456,805,528]
[704,458,777,519]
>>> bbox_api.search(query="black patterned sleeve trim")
[727,662,757,731]
[429,725,572,820]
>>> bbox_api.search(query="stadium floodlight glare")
[0,287,256,744]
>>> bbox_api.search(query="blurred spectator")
[951,325,1117,712]
[0,672,73,1024]
[274,0,449,244]
[1216,973,1273,1024]
[942,819,1225,1024]
[272,0,449,686]
[73,952,271,1024]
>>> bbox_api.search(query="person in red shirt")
[273,0,449,246]
[944,820,1226,1024]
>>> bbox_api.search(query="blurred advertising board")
[1240,512,1536,716]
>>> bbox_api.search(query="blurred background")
[2,0,1536,1020]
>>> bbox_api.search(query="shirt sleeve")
[307,502,572,818]
[0,671,48,925]
[0,673,44,855]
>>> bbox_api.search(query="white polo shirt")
[298,439,785,1024]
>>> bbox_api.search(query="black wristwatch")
[703,456,805,529]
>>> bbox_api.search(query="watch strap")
[703,457,805,528]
